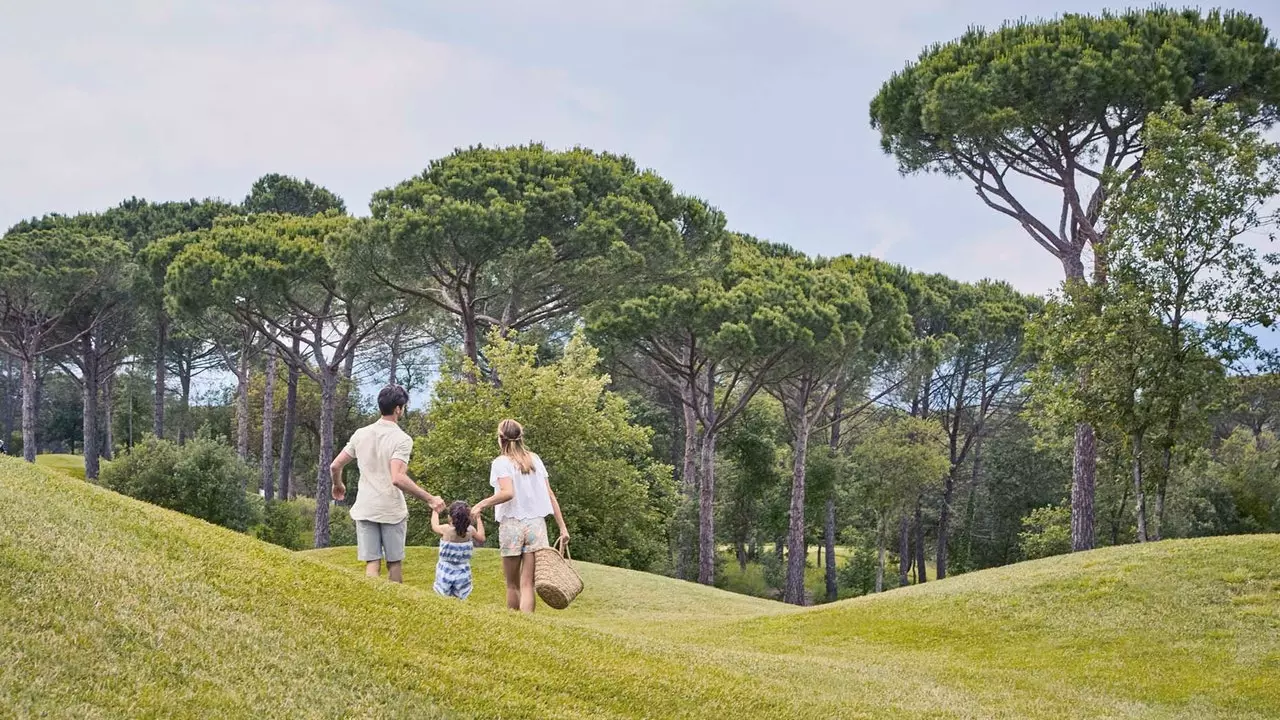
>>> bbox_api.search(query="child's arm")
[429,509,449,537]
[471,515,486,545]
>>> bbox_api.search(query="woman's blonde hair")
[498,419,534,473]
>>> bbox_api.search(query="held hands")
[428,495,446,512]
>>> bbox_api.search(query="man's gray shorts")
[355,519,407,563]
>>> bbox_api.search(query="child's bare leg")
[519,554,536,613]
[387,561,403,583]
[365,560,381,578]
[502,556,522,610]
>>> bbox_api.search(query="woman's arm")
[429,508,448,537]
[545,478,568,540]
[471,476,514,518]
[471,515,486,545]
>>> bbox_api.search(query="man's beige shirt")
[344,419,413,524]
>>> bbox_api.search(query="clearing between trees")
[2,457,1277,719]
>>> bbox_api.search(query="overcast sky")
[4,0,1279,302]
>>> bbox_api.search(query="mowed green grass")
[3,456,1279,719]
[34,452,98,480]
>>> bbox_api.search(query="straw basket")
[534,536,583,610]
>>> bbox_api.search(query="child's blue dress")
[434,540,474,600]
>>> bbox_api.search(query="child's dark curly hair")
[448,501,471,538]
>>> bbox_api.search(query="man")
[331,385,445,583]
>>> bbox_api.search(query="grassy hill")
[33,452,97,480]
[3,456,1278,719]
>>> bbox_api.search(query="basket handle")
[556,534,572,561]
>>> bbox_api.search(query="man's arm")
[330,450,354,502]
[390,459,445,511]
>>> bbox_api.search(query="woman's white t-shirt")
[489,453,553,522]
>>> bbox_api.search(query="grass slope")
[4,456,1278,719]
[34,453,97,480]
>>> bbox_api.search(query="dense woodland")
[2,8,1279,604]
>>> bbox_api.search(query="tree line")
[2,7,1279,604]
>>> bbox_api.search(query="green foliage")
[758,548,784,590]
[253,499,356,550]
[851,416,950,521]
[871,8,1280,176]
[243,174,346,217]
[1106,99,1280,359]
[1018,505,1073,561]
[254,500,312,550]
[412,331,674,569]
[1208,430,1280,533]
[719,394,786,550]
[100,437,253,531]
[837,544,891,597]
[357,144,726,364]
[0,227,133,357]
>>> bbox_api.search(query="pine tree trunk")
[914,500,927,583]
[101,370,114,460]
[696,430,717,585]
[1072,422,1098,550]
[735,541,747,572]
[783,411,811,606]
[825,393,842,601]
[313,367,338,549]
[236,352,251,463]
[261,350,277,501]
[824,497,837,602]
[1154,445,1173,542]
[461,303,480,382]
[21,356,36,463]
[898,514,911,587]
[961,433,985,567]
[153,314,167,439]
[937,465,958,579]
[875,514,886,594]
[178,375,191,445]
[387,329,400,386]
[1132,433,1148,543]
[279,336,301,499]
[677,391,699,580]
[81,335,100,481]
[1,354,12,449]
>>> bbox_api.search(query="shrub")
[254,499,356,551]
[759,550,784,591]
[837,545,887,597]
[101,437,253,531]
[412,332,675,570]
[255,500,311,550]
[1018,505,1073,560]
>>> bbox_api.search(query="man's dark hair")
[377,385,409,417]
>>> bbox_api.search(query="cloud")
[0,0,623,225]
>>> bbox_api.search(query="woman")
[471,419,569,613]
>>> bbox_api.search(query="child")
[432,501,485,600]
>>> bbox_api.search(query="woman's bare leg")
[502,556,522,611]
[519,553,536,613]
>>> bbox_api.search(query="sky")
[3,0,1279,301]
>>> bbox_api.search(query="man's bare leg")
[365,560,381,578]
[519,554,536,613]
[502,557,522,610]
[388,561,403,583]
